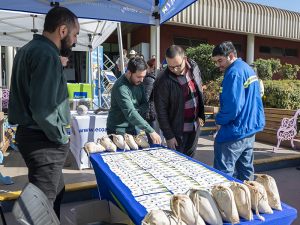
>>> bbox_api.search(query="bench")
[256,108,300,150]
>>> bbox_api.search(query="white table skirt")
[70,111,108,169]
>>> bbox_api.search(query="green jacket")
[106,74,154,134]
[8,34,70,144]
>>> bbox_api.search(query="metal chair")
[12,183,59,225]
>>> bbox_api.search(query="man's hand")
[213,125,221,139]
[197,118,205,127]
[166,137,178,149]
[149,132,162,144]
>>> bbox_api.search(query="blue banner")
[160,0,196,24]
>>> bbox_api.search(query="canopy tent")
[0,0,197,109]
[0,0,197,71]
[0,0,196,25]
[0,10,117,51]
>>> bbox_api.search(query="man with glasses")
[211,41,265,180]
[154,45,205,157]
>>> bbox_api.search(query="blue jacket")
[215,58,265,143]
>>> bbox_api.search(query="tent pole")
[89,50,94,109]
[155,20,160,72]
[117,22,125,74]
[97,47,101,107]
[154,0,160,72]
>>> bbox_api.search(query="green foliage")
[263,80,300,110]
[269,58,282,74]
[253,58,281,80]
[203,77,222,106]
[186,44,222,83]
[280,63,300,80]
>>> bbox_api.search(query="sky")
[243,0,300,13]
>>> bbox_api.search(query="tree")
[186,44,222,83]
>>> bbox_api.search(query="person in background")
[107,57,161,144]
[128,49,136,59]
[8,6,79,219]
[154,45,205,157]
[143,58,159,144]
[250,63,264,98]
[115,49,129,78]
[212,41,265,181]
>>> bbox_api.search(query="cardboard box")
[67,83,93,100]
[70,200,133,225]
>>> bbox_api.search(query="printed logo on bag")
[78,127,107,133]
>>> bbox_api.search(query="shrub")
[203,77,222,106]
[280,63,300,80]
[263,80,300,110]
[253,58,281,80]
[269,58,282,75]
[186,44,222,83]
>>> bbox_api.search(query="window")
[233,43,242,53]
[285,48,298,57]
[259,45,297,57]
[102,43,110,52]
[174,37,207,49]
[191,39,206,47]
[102,43,119,53]
[271,47,283,56]
[259,46,271,54]
[174,37,190,47]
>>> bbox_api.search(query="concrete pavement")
[194,136,300,171]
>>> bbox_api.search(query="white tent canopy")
[0,10,117,51]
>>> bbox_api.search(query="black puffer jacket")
[154,59,205,140]
[142,72,156,121]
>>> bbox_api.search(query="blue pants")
[214,134,255,181]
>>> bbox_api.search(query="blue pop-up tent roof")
[0,0,196,25]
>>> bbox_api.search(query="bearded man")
[106,57,161,145]
[8,6,79,219]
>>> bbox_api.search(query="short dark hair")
[165,45,185,59]
[44,6,77,33]
[212,41,237,57]
[127,57,148,73]
[147,58,156,68]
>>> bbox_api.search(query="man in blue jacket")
[212,41,265,181]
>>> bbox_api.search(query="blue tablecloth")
[90,147,297,225]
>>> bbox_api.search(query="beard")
[60,35,74,57]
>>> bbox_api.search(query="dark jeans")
[15,126,69,220]
[214,134,255,181]
[175,127,200,157]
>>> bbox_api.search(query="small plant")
[280,63,300,80]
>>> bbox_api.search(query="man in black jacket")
[154,45,205,157]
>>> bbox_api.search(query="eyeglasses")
[168,58,184,70]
